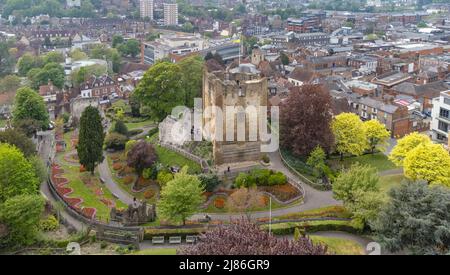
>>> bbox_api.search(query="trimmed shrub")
[104,132,128,150]
[113,120,128,136]
[250,169,271,186]
[39,215,59,231]
[157,170,174,186]
[127,129,144,137]
[198,173,221,192]
[268,172,287,186]
[235,172,256,188]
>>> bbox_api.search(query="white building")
[431,90,450,144]
[142,32,206,64]
[163,3,178,26]
[66,0,81,8]
[140,0,154,20]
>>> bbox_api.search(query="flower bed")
[258,184,301,202]
[144,189,155,199]
[213,197,225,209]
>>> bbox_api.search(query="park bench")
[186,236,197,244]
[100,177,105,184]
[112,193,119,199]
[169,236,182,244]
[152,236,165,244]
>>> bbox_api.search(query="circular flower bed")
[112,162,123,171]
[214,197,226,209]
[123,175,134,185]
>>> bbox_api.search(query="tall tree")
[77,106,105,175]
[134,61,184,121]
[0,128,36,157]
[0,40,15,77]
[179,55,204,107]
[158,169,204,225]
[363,119,390,154]
[12,87,50,131]
[0,194,45,246]
[331,112,367,160]
[0,144,39,203]
[389,132,431,166]
[280,84,334,156]
[126,140,157,177]
[180,219,328,255]
[403,143,450,187]
[373,181,450,255]
[332,163,379,206]
[112,35,124,48]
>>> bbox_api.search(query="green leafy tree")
[306,146,327,177]
[178,55,204,107]
[280,52,289,65]
[403,143,450,187]
[0,75,21,93]
[69,48,88,61]
[0,194,45,246]
[77,106,105,175]
[331,112,367,160]
[126,140,157,177]
[0,40,16,77]
[104,132,128,151]
[0,128,36,157]
[0,143,39,203]
[113,120,128,136]
[27,62,65,89]
[12,87,50,131]
[112,35,124,48]
[17,53,42,76]
[333,163,379,207]
[158,169,204,225]
[134,61,184,121]
[363,119,390,153]
[44,51,64,64]
[389,132,431,166]
[28,155,47,183]
[372,181,450,255]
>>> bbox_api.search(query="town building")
[79,75,120,102]
[163,3,178,26]
[203,62,268,167]
[140,0,154,20]
[430,90,450,143]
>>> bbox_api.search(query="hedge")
[261,220,363,235]
[143,227,207,239]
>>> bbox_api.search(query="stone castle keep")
[203,63,268,166]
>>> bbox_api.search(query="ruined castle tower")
[203,62,268,166]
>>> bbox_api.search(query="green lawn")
[131,248,177,255]
[125,119,155,130]
[378,174,405,194]
[328,153,396,172]
[56,152,127,222]
[270,205,352,221]
[309,235,365,255]
[145,133,202,174]
[154,143,202,174]
[0,119,6,127]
